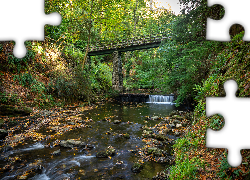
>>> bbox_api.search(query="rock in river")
[59,139,87,148]
[51,149,61,156]
[131,162,143,173]
[96,146,116,158]
[151,116,160,120]
[113,120,121,124]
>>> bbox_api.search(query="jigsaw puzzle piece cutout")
[0,0,61,58]
[206,80,250,167]
[207,0,250,41]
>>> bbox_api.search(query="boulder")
[161,128,170,134]
[131,162,143,173]
[113,120,121,124]
[152,170,170,180]
[173,120,181,125]
[123,133,130,139]
[170,110,178,116]
[169,123,175,128]
[176,124,182,128]
[67,122,75,125]
[96,146,116,158]
[146,147,166,157]
[173,115,183,120]
[51,149,61,156]
[59,140,86,148]
[155,134,167,141]
[151,116,160,120]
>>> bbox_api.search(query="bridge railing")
[89,35,168,52]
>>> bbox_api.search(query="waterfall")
[147,95,175,104]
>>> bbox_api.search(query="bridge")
[87,35,167,91]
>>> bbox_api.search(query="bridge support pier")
[112,51,123,92]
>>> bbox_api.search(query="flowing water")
[1,102,183,180]
[147,95,175,104]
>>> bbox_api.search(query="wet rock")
[155,157,170,163]
[152,170,170,180]
[145,147,167,157]
[86,144,94,149]
[131,162,143,173]
[160,128,170,134]
[173,120,181,125]
[151,116,160,120]
[143,130,153,135]
[173,115,183,120]
[0,129,8,140]
[96,146,116,158]
[176,124,182,128]
[67,122,75,125]
[155,134,167,141]
[174,131,181,136]
[123,133,130,139]
[169,123,175,128]
[114,120,121,124]
[38,110,53,117]
[51,126,59,132]
[141,126,151,131]
[59,139,86,148]
[170,110,178,116]
[51,149,61,156]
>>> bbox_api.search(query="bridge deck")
[88,35,167,56]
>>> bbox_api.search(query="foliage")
[171,31,250,179]
[169,155,200,179]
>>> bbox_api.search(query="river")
[1,102,184,180]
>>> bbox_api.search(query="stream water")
[1,102,183,180]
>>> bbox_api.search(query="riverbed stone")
[59,140,86,148]
[113,120,121,124]
[155,157,169,163]
[151,116,160,120]
[123,133,130,139]
[170,110,178,116]
[176,124,182,128]
[173,115,183,120]
[96,146,116,158]
[51,149,61,156]
[169,123,175,128]
[152,170,170,180]
[173,120,181,125]
[67,122,75,125]
[155,134,167,141]
[131,162,143,173]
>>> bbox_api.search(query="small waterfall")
[147,95,175,104]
